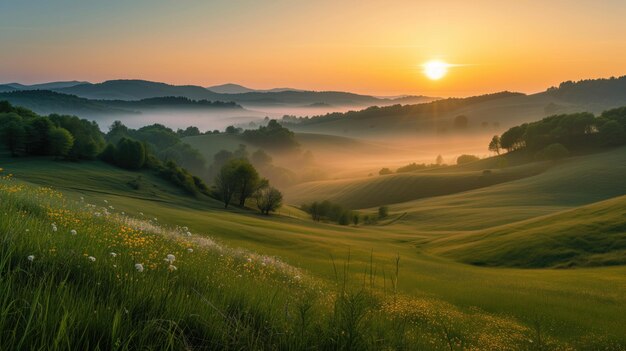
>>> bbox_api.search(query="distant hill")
[3,80,89,90]
[52,79,435,107]
[56,80,214,101]
[0,90,134,116]
[101,96,242,110]
[207,83,304,94]
[0,90,243,117]
[286,76,626,136]
[207,83,256,94]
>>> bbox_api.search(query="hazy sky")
[1,0,625,96]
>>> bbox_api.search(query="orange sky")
[1,0,625,96]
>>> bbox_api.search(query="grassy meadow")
[1,147,626,349]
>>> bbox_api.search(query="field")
[2,145,626,349]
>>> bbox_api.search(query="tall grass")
[0,174,623,350]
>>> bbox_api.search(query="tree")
[457,154,480,164]
[488,135,501,155]
[338,211,350,225]
[233,159,262,207]
[378,206,389,219]
[177,126,201,137]
[25,117,53,155]
[48,127,74,159]
[0,116,25,156]
[115,138,146,169]
[598,120,625,146]
[215,160,239,208]
[215,158,263,208]
[379,167,393,175]
[436,154,444,165]
[255,186,283,215]
[500,125,527,152]
[251,149,272,167]
[225,125,241,134]
[352,213,360,226]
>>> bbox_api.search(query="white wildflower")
[134,263,144,272]
[70,229,77,235]
[110,252,117,258]
[88,256,96,262]
[168,265,177,272]
[187,248,193,253]
[27,255,35,262]
[166,254,176,263]
[51,224,57,232]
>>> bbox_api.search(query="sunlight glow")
[423,60,449,80]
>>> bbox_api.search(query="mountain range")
[0,79,436,108]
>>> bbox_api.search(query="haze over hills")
[1,79,437,109]
[206,83,304,94]
[286,76,626,137]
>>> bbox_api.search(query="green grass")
[2,151,626,348]
[287,162,549,209]
[425,194,626,268]
[0,174,571,350]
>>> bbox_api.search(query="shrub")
[378,206,389,219]
[379,168,393,175]
[457,154,480,164]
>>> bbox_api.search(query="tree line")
[487,107,626,159]
[0,101,284,215]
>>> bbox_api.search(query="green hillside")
[287,162,549,209]
[2,152,626,347]
[426,195,626,268]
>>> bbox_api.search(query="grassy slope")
[386,146,626,231]
[426,195,626,268]
[2,154,626,344]
[286,162,549,209]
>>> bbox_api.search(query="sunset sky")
[1,0,625,97]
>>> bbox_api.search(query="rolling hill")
[285,76,626,137]
[286,161,550,209]
[54,79,436,108]
[2,151,626,345]
[427,194,626,268]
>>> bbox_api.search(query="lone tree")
[488,135,501,155]
[215,158,265,208]
[255,186,283,215]
[436,154,444,165]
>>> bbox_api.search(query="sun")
[423,60,449,80]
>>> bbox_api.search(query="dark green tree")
[48,127,74,159]
[115,138,146,169]
[255,186,283,215]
